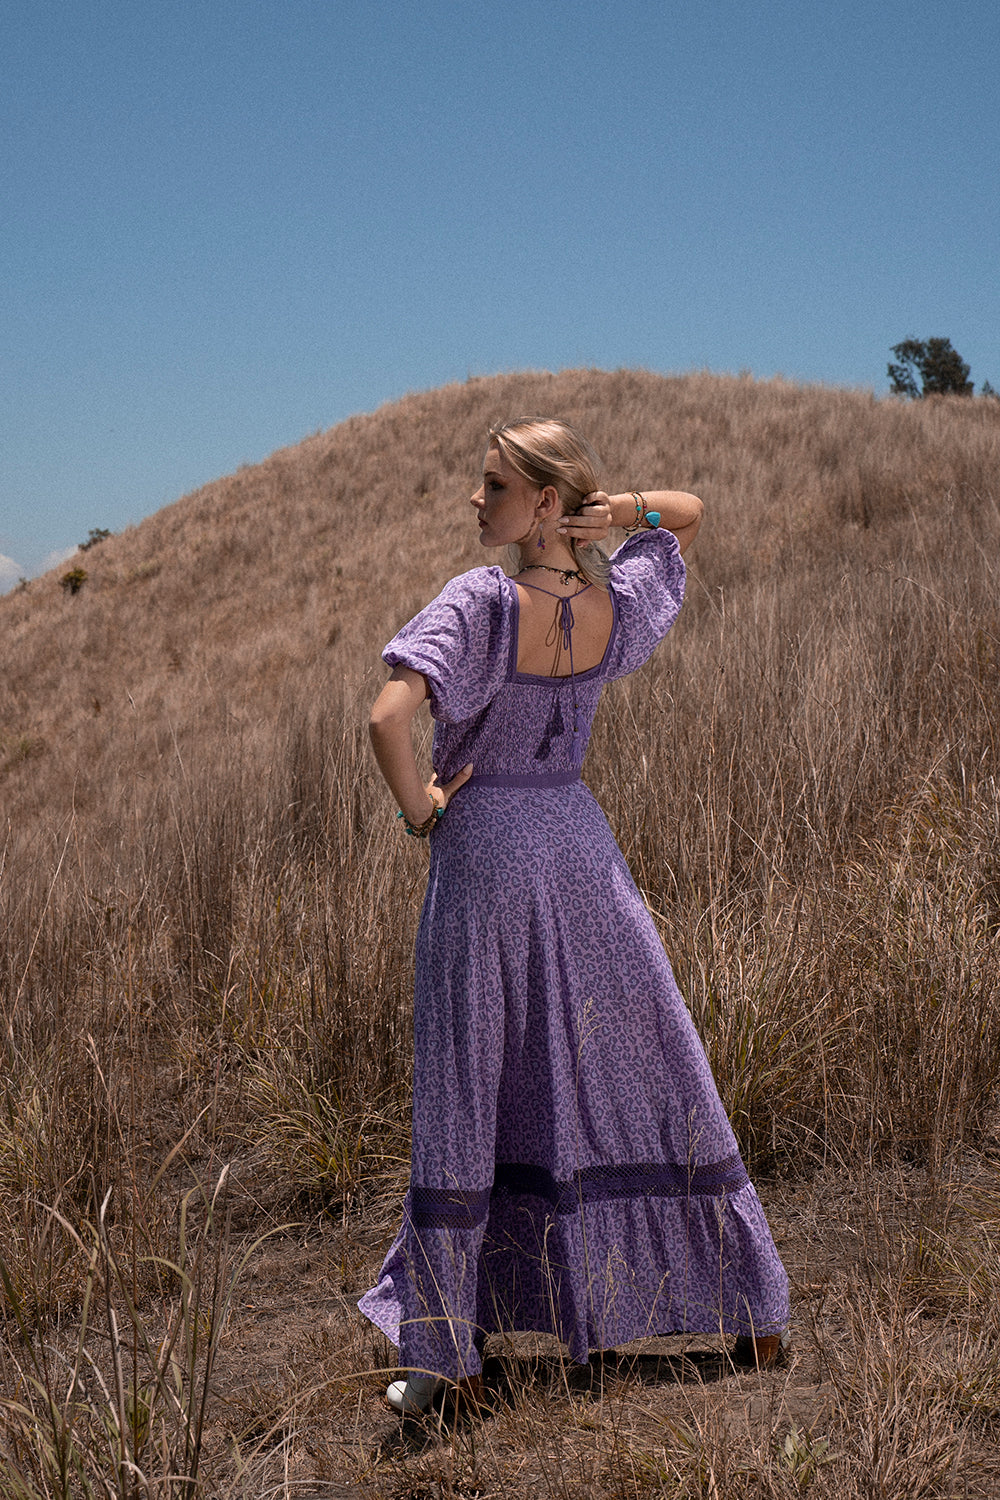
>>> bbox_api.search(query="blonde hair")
[488,418,611,590]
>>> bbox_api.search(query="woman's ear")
[537,484,562,520]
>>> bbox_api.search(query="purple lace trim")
[468,770,582,789]
[410,1155,750,1230]
[410,1185,493,1229]
[494,1157,750,1210]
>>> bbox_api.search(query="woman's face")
[471,445,545,548]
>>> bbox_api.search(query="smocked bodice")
[382,529,686,784]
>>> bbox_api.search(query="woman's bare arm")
[369,665,472,826]
[559,490,704,556]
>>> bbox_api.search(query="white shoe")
[386,1375,443,1414]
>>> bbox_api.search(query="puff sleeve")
[382,567,512,724]
[604,528,687,679]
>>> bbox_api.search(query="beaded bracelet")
[620,492,653,534]
[624,491,661,534]
[397,806,444,838]
[623,491,644,534]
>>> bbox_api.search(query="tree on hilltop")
[888,338,973,398]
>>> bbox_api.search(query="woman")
[359,419,788,1414]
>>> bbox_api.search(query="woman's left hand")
[558,491,611,544]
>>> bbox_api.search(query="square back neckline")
[504,574,620,684]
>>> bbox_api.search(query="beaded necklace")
[520,563,586,586]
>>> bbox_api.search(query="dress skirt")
[359,780,789,1379]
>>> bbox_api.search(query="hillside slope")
[3,368,998,836]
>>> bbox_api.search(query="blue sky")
[2,0,998,586]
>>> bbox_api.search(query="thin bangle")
[623,491,645,534]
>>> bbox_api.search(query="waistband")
[467,770,582,789]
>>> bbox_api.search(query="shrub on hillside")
[79,526,112,550]
[59,566,87,594]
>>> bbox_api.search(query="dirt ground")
[193,1151,1000,1499]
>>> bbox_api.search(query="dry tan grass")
[1,369,999,1495]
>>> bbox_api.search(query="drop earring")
[536,528,546,550]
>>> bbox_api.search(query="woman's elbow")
[672,495,704,556]
[368,703,396,744]
[369,678,422,739]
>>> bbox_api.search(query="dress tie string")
[557,595,576,654]
[518,580,591,742]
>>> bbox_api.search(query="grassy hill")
[2,369,1000,1497]
[4,367,998,824]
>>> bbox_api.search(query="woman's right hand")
[559,491,611,544]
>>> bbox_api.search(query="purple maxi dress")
[359,529,788,1380]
